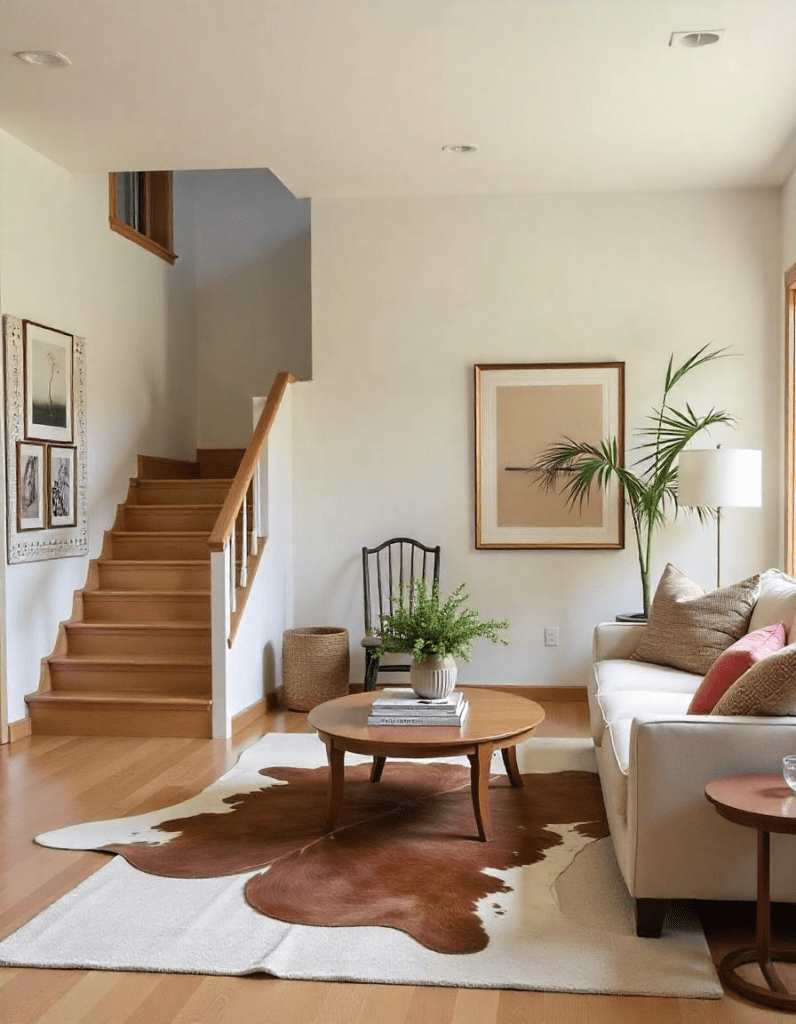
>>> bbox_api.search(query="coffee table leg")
[502,745,523,788]
[370,756,386,783]
[468,743,494,842]
[322,742,345,834]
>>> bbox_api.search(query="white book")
[368,701,469,727]
[373,688,464,713]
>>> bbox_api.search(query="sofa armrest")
[592,622,646,662]
[625,713,796,900]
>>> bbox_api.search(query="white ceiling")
[2,0,796,198]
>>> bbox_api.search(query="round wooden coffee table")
[308,687,545,842]
[705,774,796,1010]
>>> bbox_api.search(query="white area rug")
[0,734,722,997]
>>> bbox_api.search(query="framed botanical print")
[48,445,77,528]
[475,362,625,549]
[23,320,74,443]
[17,441,46,531]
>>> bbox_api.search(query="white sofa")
[589,614,796,937]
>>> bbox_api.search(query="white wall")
[0,131,197,722]
[177,168,311,448]
[294,189,781,690]
[783,166,796,271]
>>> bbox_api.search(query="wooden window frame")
[786,262,796,575]
[108,172,176,265]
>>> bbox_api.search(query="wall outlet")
[544,626,559,647]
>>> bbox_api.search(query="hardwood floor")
[1,701,793,1023]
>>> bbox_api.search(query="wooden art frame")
[23,320,73,443]
[16,441,46,531]
[48,445,77,528]
[4,315,87,562]
[475,362,625,549]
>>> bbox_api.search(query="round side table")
[705,774,796,1010]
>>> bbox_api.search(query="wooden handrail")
[207,372,298,552]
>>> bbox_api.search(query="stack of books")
[367,687,469,727]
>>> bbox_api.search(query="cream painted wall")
[783,166,796,271]
[0,131,197,723]
[178,169,311,448]
[295,189,781,689]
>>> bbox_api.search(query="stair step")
[49,655,210,695]
[82,590,211,622]
[26,690,212,738]
[133,479,234,505]
[197,448,245,479]
[65,621,211,656]
[111,532,211,561]
[123,505,223,532]
[97,560,211,591]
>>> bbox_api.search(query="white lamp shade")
[677,448,762,508]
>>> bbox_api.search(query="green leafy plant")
[527,345,735,617]
[376,578,509,663]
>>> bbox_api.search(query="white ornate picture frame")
[4,315,87,562]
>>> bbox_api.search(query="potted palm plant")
[376,579,509,698]
[528,345,735,618]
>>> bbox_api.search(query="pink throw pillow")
[688,622,786,714]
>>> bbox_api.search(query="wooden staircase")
[26,450,245,738]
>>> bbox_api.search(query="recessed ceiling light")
[669,30,725,48]
[442,144,478,155]
[14,50,72,68]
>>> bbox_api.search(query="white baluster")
[229,529,237,614]
[240,499,248,589]
[250,473,259,557]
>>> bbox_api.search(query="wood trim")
[207,372,298,551]
[8,717,32,743]
[231,697,268,735]
[108,173,177,265]
[786,263,796,575]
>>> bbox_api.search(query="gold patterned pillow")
[712,645,796,715]
[632,564,760,675]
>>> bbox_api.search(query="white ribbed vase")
[410,654,458,699]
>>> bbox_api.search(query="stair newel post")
[239,499,249,590]
[210,546,231,738]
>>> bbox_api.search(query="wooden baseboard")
[8,717,32,743]
[231,698,268,735]
[348,682,586,701]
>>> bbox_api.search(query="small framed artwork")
[475,362,625,549]
[23,320,74,443]
[17,441,46,531]
[48,445,77,528]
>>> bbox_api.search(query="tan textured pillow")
[712,644,796,716]
[632,564,760,675]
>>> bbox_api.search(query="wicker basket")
[282,627,350,711]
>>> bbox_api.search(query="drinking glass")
[783,755,796,794]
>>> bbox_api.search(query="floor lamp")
[677,447,762,589]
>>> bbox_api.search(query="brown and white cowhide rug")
[0,735,721,996]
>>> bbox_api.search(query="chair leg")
[635,898,668,938]
[364,651,380,692]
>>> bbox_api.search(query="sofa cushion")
[590,658,699,744]
[712,644,796,716]
[632,564,759,675]
[688,622,786,714]
[598,690,692,733]
[603,718,633,817]
[748,568,796,638]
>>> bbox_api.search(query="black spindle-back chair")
[361,537,441,692]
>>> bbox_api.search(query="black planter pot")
[615,612,648,624]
